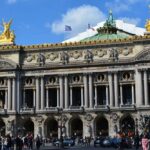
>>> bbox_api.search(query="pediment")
[135,49,150,61]
[0,59,17,69]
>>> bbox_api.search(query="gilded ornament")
[0,19,15,45]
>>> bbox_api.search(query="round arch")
[120,114,135,136]
[95,116,109,136]
[44,118,58,138]
[21,119,34,136]
[70,117,83,137]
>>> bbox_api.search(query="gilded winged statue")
[0,19,15,44]
[145,19,150,32]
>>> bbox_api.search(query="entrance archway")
[45,118,58,138]
[70,118,83,137]
[21,119,34,136]
[0,119,5,136]
[95,116,108,136]
[120,115,135,136]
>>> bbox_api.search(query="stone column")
[135,69,143,106]
[70,87,73,106]
[12,78,16,111]
[89,74,93,108]
[41,77,45,110]
[108,73,114,107]
[64,75,69,109]
[81,87,84,106]
[84,74,88,108]
[59,75,64,108]
[120,84,123,105]
[16,73,21,112]
[114,73,118,107]
[36,77,40,110]
[23,90,25,107]
[94,85,97,107]
[132,84,135,105]
[57,88,60,107]
[33,89,36,109]
[144,70,149,105]
[65,121,69,137]
[8,78,12,111]
[5,90,8,109]
[106,85,109,105]
[46,88,49,108]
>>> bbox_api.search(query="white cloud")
[120,17,141,26]
[7,0,17,4]
[49,5,106,38]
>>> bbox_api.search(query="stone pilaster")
[144,70,148,105]
[12,78,16,111]
[59,75,64,108]
[108,73,113,107]
[36,77,40,110]
[64,75,69,109]
[114,73,118,107]
[41,77,45,110]
[135,69,143,106]
[89,74,93,108]
[8,78,12,111]
[84,74,88,108]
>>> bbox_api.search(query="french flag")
[88,23,95,31]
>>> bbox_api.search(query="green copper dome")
[81,10,134,42]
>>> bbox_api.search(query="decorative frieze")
[69,50,82,59]
[46,52,59,61]
[93,49,107,57]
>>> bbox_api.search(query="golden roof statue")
[0,19,15,45]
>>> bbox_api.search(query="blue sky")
[0,0,150,45]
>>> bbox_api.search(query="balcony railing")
[20,107,34,114]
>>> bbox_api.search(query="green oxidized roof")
[81,10,134,42]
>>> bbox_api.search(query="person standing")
[35,135,41,150]
[142,134,149,150]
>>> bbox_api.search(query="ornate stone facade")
[0,35,150,138]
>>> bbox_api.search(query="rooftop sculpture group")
[0,19,15,45]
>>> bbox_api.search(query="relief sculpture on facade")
[84,50,93,63]
[37,53,45,66]
[60,51,69,64]
[109,48,118,62]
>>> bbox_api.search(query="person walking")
[134,132,140,150]
[142,134,149,150]
[35,135,41,150]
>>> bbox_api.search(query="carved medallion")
[70,50,82,59]
[93,49,107,57]
[46,52,58,61]
[26,54,35,62]
[84,114,93,121]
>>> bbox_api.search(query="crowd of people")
[0,133,42,150]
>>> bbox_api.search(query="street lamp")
[57,107,64,148]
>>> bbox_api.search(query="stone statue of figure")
[104,10,116,28]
